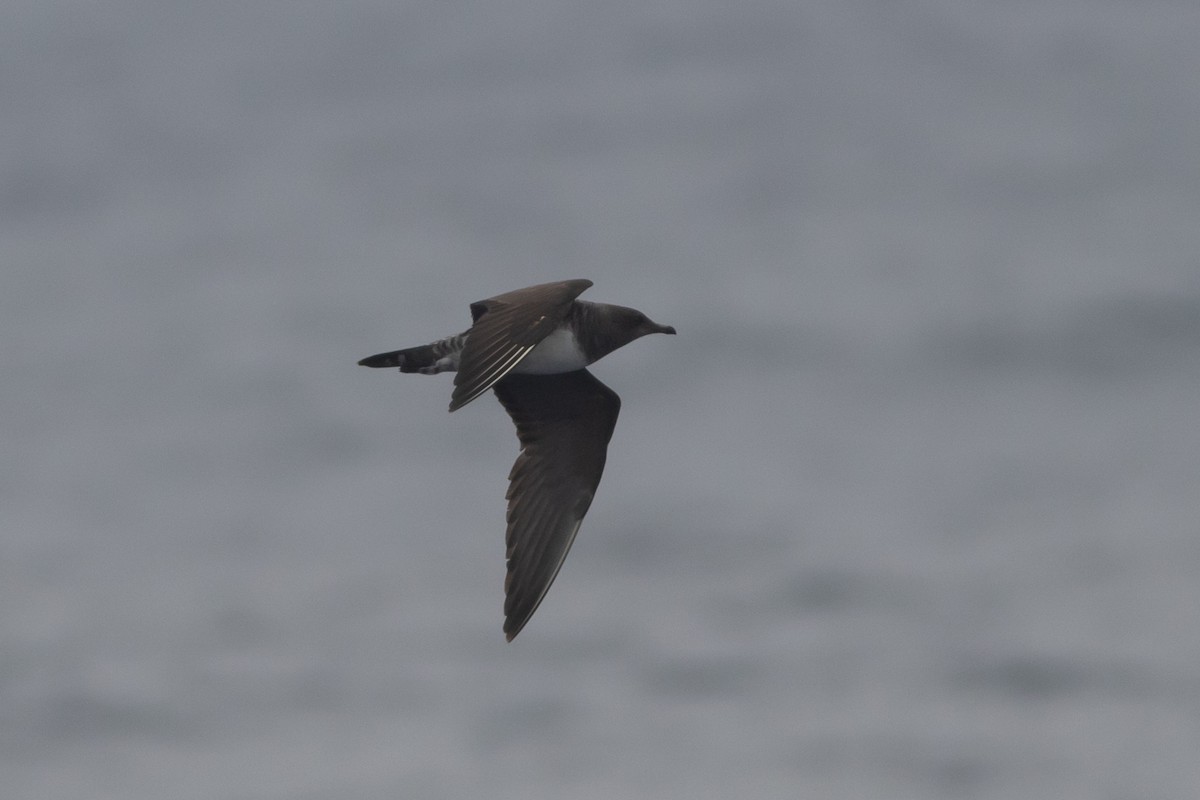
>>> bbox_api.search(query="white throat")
[513,328,589,374]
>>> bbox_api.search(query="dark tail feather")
[358,345,438,372]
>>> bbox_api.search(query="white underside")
[512,328,590,374]
[428,354,458,373]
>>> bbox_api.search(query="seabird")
[358,279,675,640]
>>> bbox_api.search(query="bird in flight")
[359,279,676,640]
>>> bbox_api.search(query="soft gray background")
[4,2,1200,798]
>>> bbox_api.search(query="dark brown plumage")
[358,280,674,639]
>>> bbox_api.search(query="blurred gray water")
[4,2,1200,798]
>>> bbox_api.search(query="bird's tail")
[357,332,467,374]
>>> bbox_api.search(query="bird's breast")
[514,328,590,374]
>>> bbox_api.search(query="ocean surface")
[4,2,1200,798]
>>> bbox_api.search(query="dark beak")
[652,322,676,335]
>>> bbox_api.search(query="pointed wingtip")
[504,617,527,641]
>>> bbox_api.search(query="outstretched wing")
[492,369,620,641]
[449,279,593,411]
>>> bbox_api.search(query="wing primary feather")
[451,345,533,410]
[492,370,621,640]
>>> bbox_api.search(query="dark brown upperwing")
[449,279,593,411]
[492,369,620,641]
